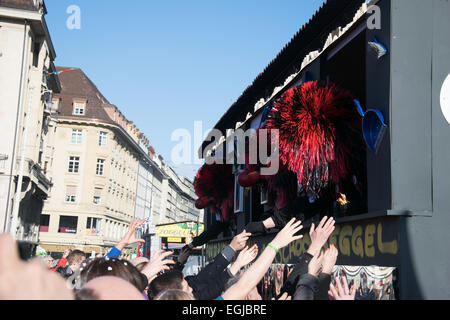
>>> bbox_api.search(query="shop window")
[58,216,78,234]
[40,214,50,233]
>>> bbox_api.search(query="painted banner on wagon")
[206,216,400,267]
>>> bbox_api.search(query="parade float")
[196,0,450,299]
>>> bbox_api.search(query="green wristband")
[268,243,279,254]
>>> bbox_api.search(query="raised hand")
[271,218,304,251]
[235,244,258,269]
[0,235,74,300]
[272,292,292,300]
[328,275,356,300]
[322,244,338,275]
[308,251,325,277]
[116,219,146,251]
[141,250,175,282]
[177,246,192,266]
[63,249,71,259]
[230,230,252,252]
[308,216,335,257]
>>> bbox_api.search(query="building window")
[71,129,83,144]
[68,156,80,173]
[52,99,59,111]
[73,102,85,115]
[65,186,77,203]
[96,159,105,176]
[99,131,107,147]
[93,188,102,204]
[58,216,78,234]
[234,175,244,213]
[86,217,100,235]
[32,41,40,68]
[39,214,50,233]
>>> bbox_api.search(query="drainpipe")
[3,21,30,235]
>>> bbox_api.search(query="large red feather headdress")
[194,162,234,221]
[265,81,363,195]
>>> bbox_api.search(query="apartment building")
[0,0,60,251]
[38,67,143,257]
[39,67,202,258]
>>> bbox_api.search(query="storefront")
[156,221,204,250]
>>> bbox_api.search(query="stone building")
[0,0,60,253]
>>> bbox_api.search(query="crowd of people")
[0,217,357,300]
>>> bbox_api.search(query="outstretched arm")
[228,244,258,276]
[194,230,251,286]
[307,216,335,257]
[221,219,303,300]
[106,219,145,258]
[328,275,356,300]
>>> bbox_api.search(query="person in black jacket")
[245,170,332,236]
[149,230,252,300]
[291,244,338,300]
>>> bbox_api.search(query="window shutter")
[66,186,77,196]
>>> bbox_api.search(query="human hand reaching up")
[308,251,324,277]
[230,230,252,252]
[229,244,258,275]
[272,292,292,300]
[235,244,258,268]
[0,234,74,300]
[141,250,175,283]
[116,219,146,251]
[271,218,304,251]
[307,216,335,257]
[177,246,192,266]
[63,249,71,259]
[322,244,338,275]
[328,275,356,300]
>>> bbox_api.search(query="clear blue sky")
[45,0,326,179]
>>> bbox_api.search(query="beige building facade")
[0,0,60,249]
[39,67,202,257]
[39,68,142,257]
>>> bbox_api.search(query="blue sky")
[45,0,326,179]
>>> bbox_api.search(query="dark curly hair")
[78,258,148,292]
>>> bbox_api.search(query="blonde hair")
[155,289,195,301]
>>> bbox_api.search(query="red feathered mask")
[194,162,234,221]
[265,81,363,194]
[237,128,280,187]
